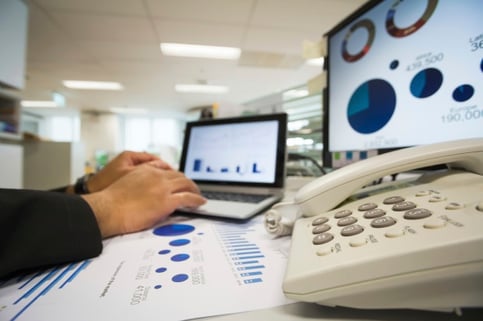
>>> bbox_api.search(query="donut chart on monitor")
[347,79,396,134]
[386,0,438,38]
[341,19,375,62]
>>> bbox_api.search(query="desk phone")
[280,138,483,312]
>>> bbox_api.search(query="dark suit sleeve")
[0,188,103,279]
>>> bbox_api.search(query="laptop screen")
[179,113,287,188]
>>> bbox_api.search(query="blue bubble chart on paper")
[153,224,195,236]
[171,254,190,262]
[172,274,189,283]
[155,267,167,273]
[169,239,191,246]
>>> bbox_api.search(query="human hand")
[87,151,172,193]
[82,165,206,238]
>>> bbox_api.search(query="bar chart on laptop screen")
[185,120,279,183]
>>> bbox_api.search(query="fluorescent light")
[283,89,309,99]
[161,43,241,60]
[306,57,325,67]
[110,107,147,114]
[63,80,123,90]
[175,84,229,94]
[21,100,58,108]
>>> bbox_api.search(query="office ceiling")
[23,0,367,116]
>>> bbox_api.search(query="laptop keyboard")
[202,191,272,204]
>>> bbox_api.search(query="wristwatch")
[74,173,94,194]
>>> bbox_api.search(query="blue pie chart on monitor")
[347,79,396,134]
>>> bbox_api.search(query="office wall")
[81,113,121,165]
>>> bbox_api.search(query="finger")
[168,177,202,194]
[130,151,160,165]
[148,159,173,170]
[170,192,207,209]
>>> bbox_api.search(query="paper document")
[0,215,292,321]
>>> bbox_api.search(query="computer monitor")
[323,0,482,168]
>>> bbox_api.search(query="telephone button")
[349,237,368,247]
[415,190,431,196]
[371,216,397,228]
[313,233,334,245]
[363,208,386,219]
[341,224,364,237]
[358,203,378,211]
[316,247,332,256]
[392,201,417,211]
[383,196,405,204]
[334,209,352,218]
[312,224,331,234]
[404,208,432,220]
[337,216,357,226]
[429,195,447,202]
[312,217,329,226]
[445,202,464,210]
[423,218,447,229]
[385,228,405,238]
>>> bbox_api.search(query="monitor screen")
[323,0,482,168]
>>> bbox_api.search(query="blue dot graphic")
[153,224,195,236]
[172,274,189,283]
[171,254,190,262]
[347,79,396,134]
[154,285,162,289]
[453,84,474,102]
[158,249,171,255]
[410,67,443,98]
[390,60,399,70]
[155,267,167,273]
[169,239,191,246]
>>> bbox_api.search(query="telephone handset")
[276,138,483,312]
[295,137,483,217]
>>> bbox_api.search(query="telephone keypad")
[309,189,465,247]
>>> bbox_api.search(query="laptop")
[177,113,287,220]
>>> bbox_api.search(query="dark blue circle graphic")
[154,285,162,289]
[156,267,167,273]
[390,60,399,70]
[410,67,443,98]
[347,79,396,134]
[171,253,190,262]
[172,274,189,283]
[153,224,195,236]
[158,249,171,255]
[169,239,191,247]
[452,84,474,102]
[480,58,483,72]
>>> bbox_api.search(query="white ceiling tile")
[79,42,162,61]
[146,0,255,24]
[33,0,147,16]
[153,19,245,47]
[49,11,158,43]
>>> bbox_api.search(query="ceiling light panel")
[175,84,229,94]
[160,43,241,60]
[63,80,124,90]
